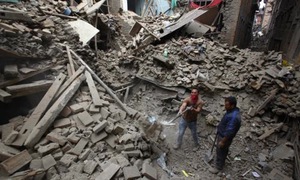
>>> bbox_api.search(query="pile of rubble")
[91,35,300,119]
[0,0,299,179]
[0,47,165,179]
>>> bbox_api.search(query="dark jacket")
[217,107,241,139]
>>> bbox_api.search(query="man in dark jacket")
[209,96,241,174]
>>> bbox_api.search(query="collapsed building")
[0,0,299,180]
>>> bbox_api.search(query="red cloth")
[189,0,222,9]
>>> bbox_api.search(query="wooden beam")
[0,89,11,102]
[70,49,132,116]
[0,150,32,175]
[85,71,102,106]
[24,74,85,148]
[258,123,284,140]
[86,0,106,15]
[255,89,278,115]
[11,73,66,147]
[6,80,53,97]
[0,65,54,89]
[66,46,75,75]
[0,10,32,22]
[54,66,85,99]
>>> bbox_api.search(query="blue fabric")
[217,107,241,139]
[177,118,199,146]
[215,135,232,169]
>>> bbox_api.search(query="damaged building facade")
[267,0,300,64]
[0,0,300,180]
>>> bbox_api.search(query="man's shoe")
[209,166,220,174]
[173,144,181,150]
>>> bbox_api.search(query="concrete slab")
[123,166,141,180]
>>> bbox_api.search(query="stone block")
[133,159,143,170]
[115,154,130,168]
[46,132,67,146]
[124,143,135,151]
[79,148,91,161]
[89,104,100,113]
[4,130,18,145]
[77,111,94,126]
[70,103,84,113]
[62,143,72,153]
[105,134,117,148]
[105,122,114,133]
[91,131,107,144]
[123,166,141,180]
[122,150,142,158]
[142,163,157,180]
[68,138,88,156]
[52,150,63,160]
[59,154,77,167]
[53,118,71,128]
[113,124,124,134]
[83,160,98,174]
[42,154,56,170]
[96,163,120,180]
[93,120,108,133]
[60,106,72,117]
[67,132,80,144]
[100,107,110,119]
[38,143,59,156]
[92,113,102,121]
[30,158,43,170]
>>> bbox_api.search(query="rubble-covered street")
[0,0,299,180]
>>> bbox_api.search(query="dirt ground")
[126,82,263,180]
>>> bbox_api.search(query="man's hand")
[177,110,182,116]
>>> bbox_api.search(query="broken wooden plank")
[77,2,88,11]
[24,74,85,148]
[68,138,88,155]
[67,63,72,76]
[255,89,278,115]
[66,46,75,75]
[6,80,53,97]
[86,0,106,15]
[70,49,131,116]
[1,123,14,143]
[12,73,66,147]
[0,89,11,103]
[85,71,102,106]
[0,23,18,32]
[54,66,85,99]
[0,10,32,22]
[137,21,160,40]
[0,142,20,162]
[0,150,32,175]
[258,122,284,140]
[159,8,207,38]
[123,86,130,104]
[0,65,54,89]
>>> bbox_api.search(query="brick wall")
[268,0,300,64]
[220,0,255,48]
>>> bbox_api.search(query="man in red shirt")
[173,87,204,150]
